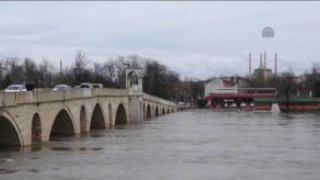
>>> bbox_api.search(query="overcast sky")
[0,1,319,80]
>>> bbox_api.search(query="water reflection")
[91,147,103,151]
[49,135,77,142]
[50,146,103,152]
[279,113,295,120]
[115,125,128,130]
[31,144,42,152]
[51,147,73,151]
[90,134,105,138]
[79,147,87,151]
[0,146,22,153]
[0,168,41,174]
[28,169,40,173]
[0,168,18,174]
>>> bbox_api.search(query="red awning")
[207,93,277,99]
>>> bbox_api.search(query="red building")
[206,88,277,109]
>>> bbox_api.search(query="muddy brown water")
[1,110,320,180]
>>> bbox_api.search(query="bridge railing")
[142,93,177,107]
[0,88,128,107]
[0,89,176,107]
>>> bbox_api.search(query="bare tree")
[73,50,90,84]
[0,59,6,88]
[104,59,118,82]
[23,57,38,86]
[38,58,55,87]
[311,63,320,74]
[6,57,24,84]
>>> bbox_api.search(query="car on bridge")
[80,83,93,88]
[53,84,72,91]
[92,83,103,88]
[4,84,27,92]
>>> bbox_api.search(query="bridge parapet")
[142,93,177,107]
[0,88,129,107]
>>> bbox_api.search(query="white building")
[204,77,249,97]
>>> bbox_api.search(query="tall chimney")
[60,60,62,76]
[263,51,267,79]
[264,51,267,69]
[274,53,278,76]
[260,53,263,68]
[249,52,252,77]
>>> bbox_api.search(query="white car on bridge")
[4,84,27,92]
[53,84,72,91]
[80,83,94,88]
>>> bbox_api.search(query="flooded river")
[1,110,320,180]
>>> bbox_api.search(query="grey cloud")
[0,1,320,80]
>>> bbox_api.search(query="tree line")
[0,50,204,102]
[249,63,320,98]
[3,50,319,102]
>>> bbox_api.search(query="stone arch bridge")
[0,89,177,147]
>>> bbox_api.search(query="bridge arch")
[90,103,106,130]
[155,106,159,117]
[80,106,87,133]
[0,115,22,146]
[32,113,41,144]
[49,109,75,140]
[108,103,112,127]
[146,104,152,118]
[142,104,145,117]
[115,103,127,125]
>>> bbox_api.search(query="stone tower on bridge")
[125,66,144,123]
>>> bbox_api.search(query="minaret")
[60,60,62,76]
[274,53,278,76]
[263,51,267,80]
[260,53,263,68]
[249,52,252,77]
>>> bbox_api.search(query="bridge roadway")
[0,88,178,147]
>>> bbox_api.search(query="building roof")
[204,76,250,84]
